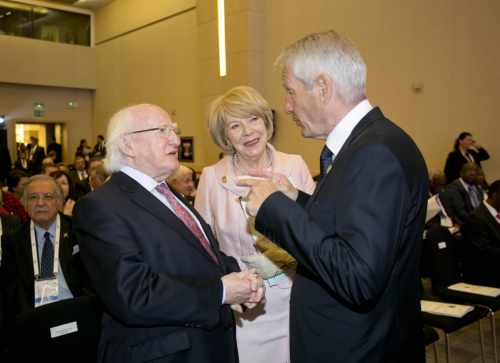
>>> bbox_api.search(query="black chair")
[424,325,440,362]
[425,224,500,363]
[8,295,102,363]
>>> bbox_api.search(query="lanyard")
[30,214,61,278]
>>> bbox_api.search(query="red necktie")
[156,183,218,263]
[496,213,500,224]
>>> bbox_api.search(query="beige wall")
[0,35,96,89]
[93,1,203,169]
[260,0,500,180]
[0,83,94,164]
[91,0,500,180]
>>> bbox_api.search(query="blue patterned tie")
[40,232,54,278]
[319,146,334,179]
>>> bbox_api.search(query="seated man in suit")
[167,164,196,205]
[0,175,87,330]
[73,104,264,363]
[439,162,483,228]
[462,179,500,286]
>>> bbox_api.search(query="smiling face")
[124,106,180,181]
[225,115,268,161]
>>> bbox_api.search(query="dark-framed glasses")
[125,123,180,137]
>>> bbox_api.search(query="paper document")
[421,300,474,318]
[448,282,500,297]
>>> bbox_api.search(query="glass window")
[0,1,90,46]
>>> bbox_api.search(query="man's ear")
[315,74,333,104]
[118,135,135,158]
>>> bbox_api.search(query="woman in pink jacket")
[195,86,316,363]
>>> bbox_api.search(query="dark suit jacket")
[0,214,86,325]
[47,142,62,163]
[73,172,240,363]
[27,145,45,174]
[444,148,489,183]
[462,203,500,286]
[0,146,11,183]
[439,179,483,227]
[255,107,428,363]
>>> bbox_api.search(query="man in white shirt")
[241,30,428,363]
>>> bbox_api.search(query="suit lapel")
[115,172,220,265]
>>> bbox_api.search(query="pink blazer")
[195,144,316,267]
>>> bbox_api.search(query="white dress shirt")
[483,200,500,225]
[325,99,373,160]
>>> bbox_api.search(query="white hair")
[22,175,64,207]
[167,165,192,183]
[104,103,170,172]
[276,30,367,106]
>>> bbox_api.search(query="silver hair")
[105,103,170,172]
[167,165,192,183]
[104,107,136,172]
[276,30,367,106]
[22,174,64,206]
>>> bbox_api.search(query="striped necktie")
[156,183,218,263]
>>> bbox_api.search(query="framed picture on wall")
[179,136,194,162]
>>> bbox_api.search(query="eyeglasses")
[27,193,57,203]
[125,123,180,137]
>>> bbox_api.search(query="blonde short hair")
[208,86,274,154]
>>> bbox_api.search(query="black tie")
[40,232,54,278]
[319,146,334,179]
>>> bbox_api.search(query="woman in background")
[195,86,315,363]
[50,170,76,216]
[444,131,489,183]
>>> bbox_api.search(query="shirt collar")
[459,178,474,190]
[483,200,500,223]
[121,166,161,192]
[325,99,373,157]
[34,219,57,240]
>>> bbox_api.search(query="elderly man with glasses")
[1,175,87,330]
[73,103,264,363]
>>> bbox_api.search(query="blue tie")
[467,185,480,209]
[319,146,334,179]
[40,232,54,278]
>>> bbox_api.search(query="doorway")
[15,122,65,162]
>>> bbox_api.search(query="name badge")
[34,277,59,307]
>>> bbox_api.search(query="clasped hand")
[222,269,265,313]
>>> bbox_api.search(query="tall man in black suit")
[27,137,45,175]
[73,104,264,363]
[240,31,428,363]
[463,180,500,286]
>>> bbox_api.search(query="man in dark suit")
[27,137,45,175]
[241,31,428,363]
[462,180,500,286]
[0,175,87,362]
[1,176,86,319]
[47,137,62,163]
[73,104,264,363]
[439,162,484,227]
